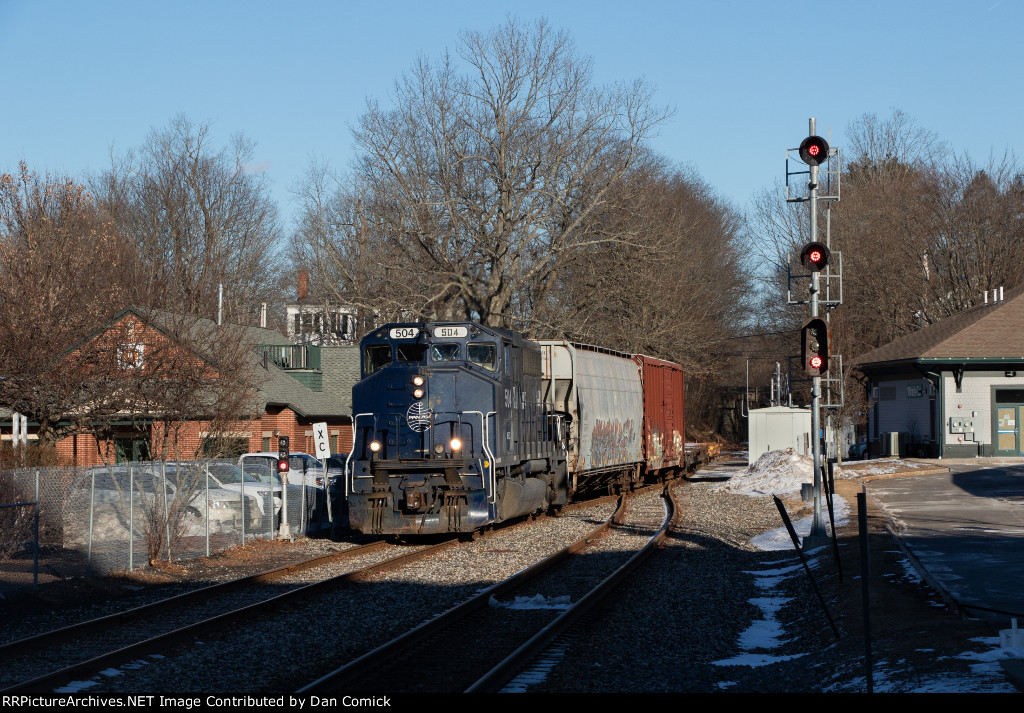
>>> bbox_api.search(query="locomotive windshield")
[468,343,497,370]
[364,345,392,375]
[430,343,460,362]
[396,343,427,362]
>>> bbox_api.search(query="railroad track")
[298,484,678,694]
[0,539,449,693]
[1,494,622,694]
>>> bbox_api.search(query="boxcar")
[634,355,686,478]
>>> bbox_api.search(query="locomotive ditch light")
[800,241,831,272]
[369,440,381,453]
[799,135,830,166]
[450,438,462,452]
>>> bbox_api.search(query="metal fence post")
[87,469,95,576]
[239,469,245,546]
[33,469,39,589]
[205,463,210,558]
[163,461,171,562]
[129,465,134,572]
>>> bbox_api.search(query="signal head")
[800,242,831,272]
[799,135,830,166]
[801,317,830,377]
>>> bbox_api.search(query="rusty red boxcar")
[634,355,686,477]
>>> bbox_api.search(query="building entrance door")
[993,389,1024,455]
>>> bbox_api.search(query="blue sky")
[2,0,1021,232]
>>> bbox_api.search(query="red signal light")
[799,135,830,166]
[809,355,823,369]
[800,242,831,272]
[277,458,289,473]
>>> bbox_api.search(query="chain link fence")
[0,461,335,598]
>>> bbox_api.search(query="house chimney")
[298,270,309,301]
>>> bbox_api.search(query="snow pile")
[717,448,813,496]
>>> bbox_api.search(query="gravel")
[6,473,1017,694]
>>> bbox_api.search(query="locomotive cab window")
[430,343,460,362]
[364,345,392,375]
[396,343,427,362]
[468,343,497,371]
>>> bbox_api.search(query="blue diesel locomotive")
[347,322,568,535]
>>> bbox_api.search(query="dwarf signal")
[277,435,290,474]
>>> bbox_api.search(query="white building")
[855,287,1024,458]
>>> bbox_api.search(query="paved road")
[866,460,1024,627]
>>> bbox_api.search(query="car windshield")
[206,463,260,484]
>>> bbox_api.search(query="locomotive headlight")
[413,388,424,399]
[412,375,424,386]
[450,438,462,452]
[369,440,381,453]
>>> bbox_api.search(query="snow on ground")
[714,450,1022,692]
[712,558,809,675]
[717,449,813,496]
[716,448,849,551]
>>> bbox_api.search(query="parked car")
[849,439,868,460]
[164,460,282,521]
[237,452,333,532]
[64,463,261,545]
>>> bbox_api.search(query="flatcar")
[345,322,695,536]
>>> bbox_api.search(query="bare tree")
[96,115,283,323]
[545,161,749,374]
[0,163,146,446]
[295,17,672,329]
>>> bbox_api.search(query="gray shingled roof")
[855,286,1024,367]
[114,307,355,420]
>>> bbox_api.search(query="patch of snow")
[488,594,572,611]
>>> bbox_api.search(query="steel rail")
[2,538,458,693]
[297,491,642,694]
[466,484,676,693]
[0,540,389,660]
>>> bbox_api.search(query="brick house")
[3,307,359,466]
[855,287,1024,458]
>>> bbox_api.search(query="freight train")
[345,321,707,536]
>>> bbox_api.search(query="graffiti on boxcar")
[591,419,636,466]
[648,428,665,469]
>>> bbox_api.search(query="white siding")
[871,376,934,441]
[942,370,1024,446]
